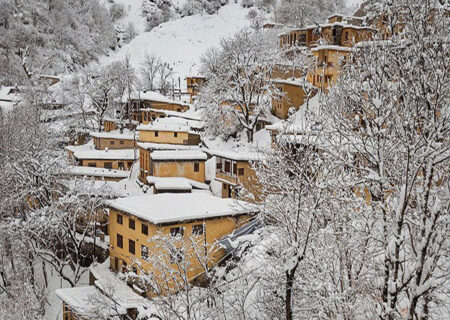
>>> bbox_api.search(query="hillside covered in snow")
[100,2,252,85]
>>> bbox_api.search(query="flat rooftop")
[107,193,258,225]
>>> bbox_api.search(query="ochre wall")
[216,159,262,202]
[108,208,252,296]
[93,137,136,150]
[139,147,151,183]
[80,158,134,170]
[152,160,205,183]
[104,120,117,132]
[139,130,190,144]
[272,83,310,119]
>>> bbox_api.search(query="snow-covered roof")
[73,149,136,160]
[0,86,17,101]
[137,142,200,151]
[137,122,191,133]
[155,180,192,191]
[271,78,308,88]
[278,21,372,37]
[151,116,205,130]
[90,262,147,309]
[65,140,96,153]
[106,193,258,224]
[90,129,136,140]
[55,286,127,317]
[125,90,189,106]
[205,149,264,161]
[311,45,354,52]
[0,86,21,113]
[151,150,207,161]
[185,74,206,79]
[146,176,209,190]
[64,166,130,179]
[141,107,202,121]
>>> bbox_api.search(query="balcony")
[216,171,238,185]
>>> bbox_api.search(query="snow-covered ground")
[100,3,251,88]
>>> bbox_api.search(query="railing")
[216,171,238,185]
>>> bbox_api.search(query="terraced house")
[107,193,258,296]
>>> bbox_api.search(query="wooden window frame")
[129,239,135,255]
[117,233,123,248]
[192,224,204,235]
[170,227,184,238]
[129,218,135,230]
[117,214,123,224]
[141,223,148,235]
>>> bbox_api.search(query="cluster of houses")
[58,74,265,318]
[50,2,403,318]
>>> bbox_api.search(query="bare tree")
[199,29,278,142]
[319,1,450,318]
[141,52,162,91]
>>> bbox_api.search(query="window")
[174,132,178,138]
[233,163,237,175]
[170,227,184,238]
[141,245,149,259]
[345,31,349,41]
[224,161,231,173]
[129,218,135,230]
[192,224,204,235]
[117,234,123,248]
[88,162,97,167]
[216,162,222,170]
[120,140,124,145]
[223,184,227,190]
[104,162,113,169]
[118,162,124,170]
[238,168,245,176]
[177,108,181,112]
[114,257,119,271]
[142,223,148,235]
[129,239,135,255]
[194,162,200,172]
[117,214,123,224]
[110,141,115,145]
[170,248,184,263]
[154,131,159,137]
[128,161,133,168]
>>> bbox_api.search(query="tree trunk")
[285,270,295,320]
[247,128,254,143]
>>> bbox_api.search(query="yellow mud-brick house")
[149,150,207,183]
[137,142,200,183]
[125,90,190,122]
[307,45,353,89]
[137,122,201,145]
[271,79,316,119]
[68,148,136,170]
[209,150,264,202]
[107,193,258,296]
[186,75,207,103]
[90,129,137,150]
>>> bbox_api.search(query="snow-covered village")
[0,0,449,319]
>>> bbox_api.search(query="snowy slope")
[101,0,147,34]
[100,3,251,86]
